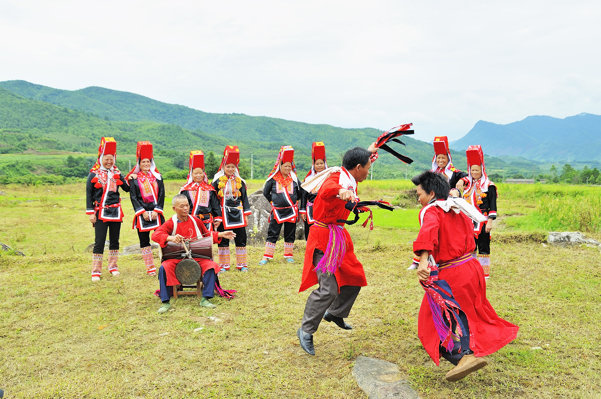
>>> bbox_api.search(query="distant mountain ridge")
[452,113,601,162]
[0,79,550,179]
[0,80,445,177]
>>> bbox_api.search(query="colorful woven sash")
[438,253,473,271]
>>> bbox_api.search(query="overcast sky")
[1,0,599,141]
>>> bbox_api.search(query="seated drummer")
[151,194,236,314]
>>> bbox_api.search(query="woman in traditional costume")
[179,150,222,232]
[260,146,300,264]
[126,141,165,276]
[412,170,517,381]
[457,145,497,279]
[211,146,251,272]
[86,137,130,281]
[300,142,327,240]
[431,136,467,194]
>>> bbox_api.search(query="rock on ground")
[247,189,305,245]
[548,232,601,247]
[0,242,25,256]
[352,356,419,399]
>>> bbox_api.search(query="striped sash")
[438,253,473,271]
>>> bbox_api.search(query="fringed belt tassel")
[313,221,346,274]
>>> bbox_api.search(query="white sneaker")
[91,276,101,282]
[110,270,120,276]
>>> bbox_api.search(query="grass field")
[0,180,600,398]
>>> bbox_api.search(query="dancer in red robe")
[412,171,518,381]
[297,145,378,355]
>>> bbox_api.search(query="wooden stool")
[173,281,203,299]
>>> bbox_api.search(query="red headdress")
[182,150,215,191]
[305,142,328,180]
[431,136,458,180]
[212,146,244,182]
[126,141,161,180]
[266,146,297,184]
[89,137,123,189]
[464,144,493,192]
[90,137,118,172]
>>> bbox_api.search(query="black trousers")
[137,230,151,248]
[439,310,472,365]
[475,224,491,254]
[266,218,296,243]
[93,218,121,253]
[303,220,311,241]
[217,224,247,247]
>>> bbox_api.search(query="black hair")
[411,170,450,199]
[342,147,371,170]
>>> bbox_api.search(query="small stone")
[353,356,418,399]
[0,242,25,256]
[531,346,543,350]
[159,332,169,337]
[194,327,204,332]
[207,316,222,323]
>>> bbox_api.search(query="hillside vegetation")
[0,80,546,181]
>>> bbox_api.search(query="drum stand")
[172,281,203,298]
[173,240,204,298]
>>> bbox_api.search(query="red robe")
[413,202,519,365]
[151,216,221,287]
[299,170,366,292]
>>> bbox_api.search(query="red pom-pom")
[94,183,102,189]
[91,176,98,183]
[113,174,121,180]
[116,179,123,186]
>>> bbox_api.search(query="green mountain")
[0,80,544,181]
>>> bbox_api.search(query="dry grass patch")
[0,182,600,398]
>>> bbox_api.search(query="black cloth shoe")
[323,311,353,330]
[297,328,315,355]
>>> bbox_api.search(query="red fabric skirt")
[418,258,519,365]
[299,224,367,293]
[163,257,220,287]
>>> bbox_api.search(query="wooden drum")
[161,236,213,261]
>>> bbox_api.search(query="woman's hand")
[485,219,493,233]
[89,214,97,224]
[219,231,236,240]
[150,211,157,221]
[129,173,137,180]
[143,212,150,221]
[449,188,460,198]
[301,214,307,222]
[213,220,221,229]
[367,142,378,153]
